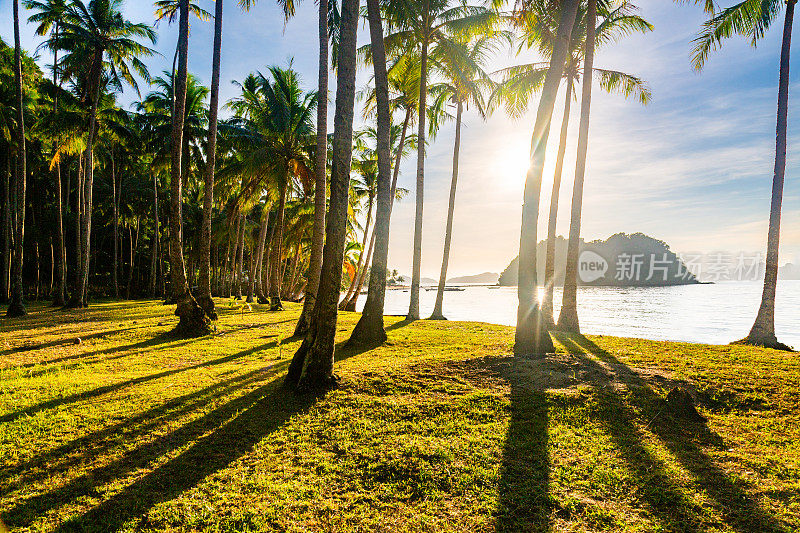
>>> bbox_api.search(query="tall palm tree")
[681,0,794,349]
[168,0,211,335]
[197,0,224,319]
[429,33,504,320]
[6,0,27,317]
[224,67,317,311]
[382,0,499,320]
[512,0,579,355]
[239,0,337,334]
[499,0,651,330]
[557,0,597,332]
[25,0,69,306]
[57,0,156,308]
[288,0,360,389]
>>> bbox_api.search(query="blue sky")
[2,0,799,278]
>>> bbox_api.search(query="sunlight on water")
[359,280,800,348]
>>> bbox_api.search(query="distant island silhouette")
[447,272,500,284]
[499,233,700,287]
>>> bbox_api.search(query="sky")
[2,0,799,278]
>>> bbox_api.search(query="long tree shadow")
[554,332,784,532]
[0,368,269,493]
[0,337,282,425]
[3,360,326,531]
[495,376,551,532]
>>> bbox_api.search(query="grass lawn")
[1,299,799,532]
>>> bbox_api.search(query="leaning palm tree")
[680,0,794,349]
[6,0,27,317]
[498,0,651,330]
[429,33,506,320]
[382,0,500,320]
[56,0,156,308]
[510,0,580,355]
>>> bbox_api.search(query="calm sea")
[358,280,800,348]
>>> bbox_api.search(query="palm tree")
[512,0,579,355]
[56,0,156,308]
[238,0,336,334]
[339,124,410,312]
[429,33,503,320]
[24,0,69,306]
[197,0,224,319]
[168,0,210,335]
[6,0,28,317]
[498,0,651,329]
[382,0,499,320]
[287,0,360,389]
[224,67,317,311]
[680,0,794,349]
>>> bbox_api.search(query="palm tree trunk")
[259,211,276,303]
[197,0,224,319]
[149,172,159,297]
[295,0,330,336]
[112,152,119,298]
[70,154,83,305]
[235,214,245,300]
[407,34,429,321]
[340,198,373,308]
[347,0,393,345]
[289,0,360,388]
[514,0,579,355]
[268,180,288,310]
[430,100,463,320]
[745,0,795,349]
[252,209,269,302]
[127,219,139,298]
[7,0,27,317]
[557,0,596,334]
[168,0,210,335]
[542,77,573,328]
[247,216,264,303]
[52,23,66,307]
[343,223,375,311]
[2,154,11,304]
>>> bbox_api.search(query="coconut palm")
[498,0,651,329]
[24,0,69,306]
[556,0,651,332]
[428,32,506,320]
[55,0,156,308]
[511,0,580,355]
[381,0,500,320]
[224,67,317,311]
[287,0,360,389]
[197,0,224,319]
[679,0,794,349]
[167,0,210,335]
[6,0,28,317]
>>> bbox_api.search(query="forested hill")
[498,233,699,287]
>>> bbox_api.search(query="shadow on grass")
[3,360,326,532]
[0,336,282,425]
[552,332,783,533]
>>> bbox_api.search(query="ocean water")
[358,280,800,348]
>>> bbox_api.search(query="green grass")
[1,299,798,532]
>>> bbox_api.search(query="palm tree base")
[269,297,283,311]
[173,294,212,338]
[735,336,794,352]
[428,313,447,321]
[346,317,388,347]
[51,296,66,308]
[5,302,27,317]
[62,298,87,309]
[196,294,218,321]
[556,308,580,334]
